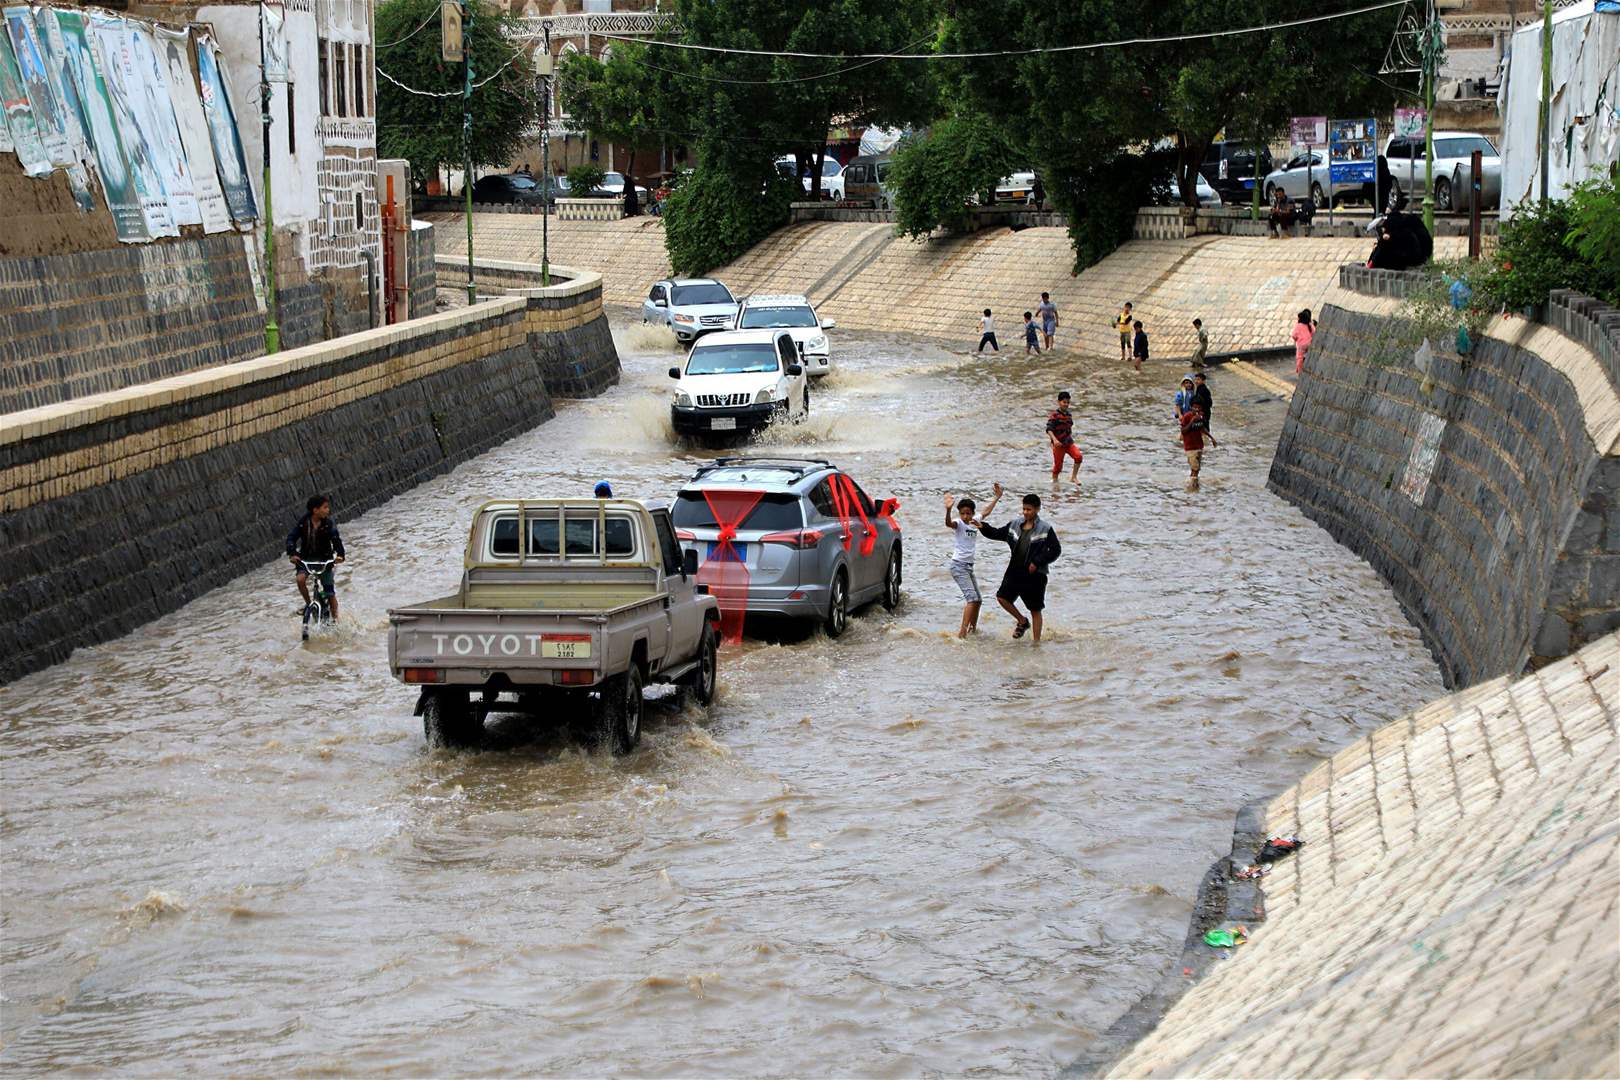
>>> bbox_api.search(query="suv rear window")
[672,491,804,531]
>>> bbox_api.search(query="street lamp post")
[463,0,476,305]
[538,23,551,287]
[258,6,280,353]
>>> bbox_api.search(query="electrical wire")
[596,0,1409,60]
[377,54,519,97]
[375,4,441,50]
[613,31,942,86]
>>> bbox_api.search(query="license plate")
[541,641,591,659]
[710,416,737,431]
[707,541,747,563]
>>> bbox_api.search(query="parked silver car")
[642,278,739,344]
[1446,154,1502,212]
[1383,131,1499,211]
[1262,151,1328,206]
[671,457,903,638]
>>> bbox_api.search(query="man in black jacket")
[979,492,1060,641]
[286,493,347,621]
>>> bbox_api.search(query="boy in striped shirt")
[1047,391,1083,482]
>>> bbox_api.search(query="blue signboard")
[1329,117,1377,185]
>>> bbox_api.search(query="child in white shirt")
[944,483,1002,637]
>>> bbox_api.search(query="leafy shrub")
[565,164,607,197]
[662,162,796,276]
[1562,175,1620,305]
[888,114,1020,240]
[1476,178,1619,310]
[1046,149,1173,274]
[1385,258,1492,366]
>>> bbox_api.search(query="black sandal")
[1012,618,1030,638]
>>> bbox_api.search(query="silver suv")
[642,278,739,345]
[671,457,903,638]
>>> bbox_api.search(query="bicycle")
[296,558,338,641]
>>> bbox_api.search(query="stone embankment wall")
[1098,631,1619,1079]
[0,272,619,685]
[428,212,1465,360]
[0,158,441,412]
[1269,268,1620,687]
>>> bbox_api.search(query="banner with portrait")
[32,8,94,211]
[128,22,198,225]
[194,30,255,226]
[55,8,144,239]
[89,12,175,237]
[153,26,229,233]
[0,24,50,176]
[4,6,69,166]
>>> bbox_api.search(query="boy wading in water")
[977,308,999,353]
[1180,401,1216,484]
[1047,391,1083,483]
[944,485,1001,637]
[979,493,1061,641]
[1023,311,1041,355]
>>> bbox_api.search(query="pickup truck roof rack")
[698,456,835,477]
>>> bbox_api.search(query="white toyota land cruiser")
[733,294,837,377]
[668,329,809,442]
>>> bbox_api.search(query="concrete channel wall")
[426,213,1470,361]
[1092,630,1619,1079]
[1269,269,1620,688]
[0,272,620,685]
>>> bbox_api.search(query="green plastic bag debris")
[1203,926,1249,948]
[1456,325,1472,356]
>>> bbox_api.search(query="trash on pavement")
[1235,863,1271,881]
[1203,926,1249,948]
[1257,835,1305,863]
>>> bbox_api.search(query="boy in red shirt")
[1179,401,1216,481]
[1046,391,1083,482]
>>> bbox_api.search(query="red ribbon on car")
[697,489,762,645]
[828,473,878,556]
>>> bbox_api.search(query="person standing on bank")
[1037,292,1059,351]
[979,492,1061,642]
[977,308,999,353]
[286,493,346,621]
[1114,301,1134,362]
[1191,317,1208,369]
[1292,308,1315,374]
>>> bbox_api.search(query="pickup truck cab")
[668,328,808,441]
[387,499,720,754]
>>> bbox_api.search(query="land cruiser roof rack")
[696,456,835,477]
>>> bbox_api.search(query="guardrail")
[556,198,625,222]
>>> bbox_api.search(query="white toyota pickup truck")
[387,499,720,754]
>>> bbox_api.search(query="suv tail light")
[761,528,824,549]
[675,529,696,541]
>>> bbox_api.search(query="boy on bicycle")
[286,493,346,621]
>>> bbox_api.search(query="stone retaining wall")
[407,220,438,319]
[1268,268,1620,687]
[1095,631,1618,1079]
[0,271,620,684]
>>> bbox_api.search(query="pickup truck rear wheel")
[423,692,481,750]
[601,667,644,755]
[682,623,719,706]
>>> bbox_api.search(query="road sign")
[441,0,463,63]
[1290,116,1327,147]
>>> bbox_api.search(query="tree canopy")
[375,0,539,186]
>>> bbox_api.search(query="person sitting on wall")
[1267,189,1296,238]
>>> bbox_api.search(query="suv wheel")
[824,570,849,638]
[881,546,902,611]
[1434,177,1452,212]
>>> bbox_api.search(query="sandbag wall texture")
[0,289,621,685]
[1269,270,1619,688]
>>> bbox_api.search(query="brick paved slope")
[428,213,1465,360]
[1106,631,1619,1079]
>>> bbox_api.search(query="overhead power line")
[597,0,1409,60]
[376,5,441,50]
[377,55,520,97]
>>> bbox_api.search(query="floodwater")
[0,318,1444,1076]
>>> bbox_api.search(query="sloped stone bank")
[1269,268,1620,687]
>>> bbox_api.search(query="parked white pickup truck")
[387,499,720,753]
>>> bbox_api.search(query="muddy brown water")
[0,319,1444,1076]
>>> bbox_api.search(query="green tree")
[888,113,1019,238]
[375,0,539,188]
[559,42,680,213]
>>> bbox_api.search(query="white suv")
[733,294,836,377]
[1383,131,1499,212]
[668,329,810,441]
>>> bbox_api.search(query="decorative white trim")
[507,11,675,41]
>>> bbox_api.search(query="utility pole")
[258,4,280,353]
[539,22,551,287]
[1420,0,1443,234]
[1538,0,1552,205]
[463,0,476,305]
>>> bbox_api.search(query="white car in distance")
[668,329,810,442]
[733,294,837,377]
